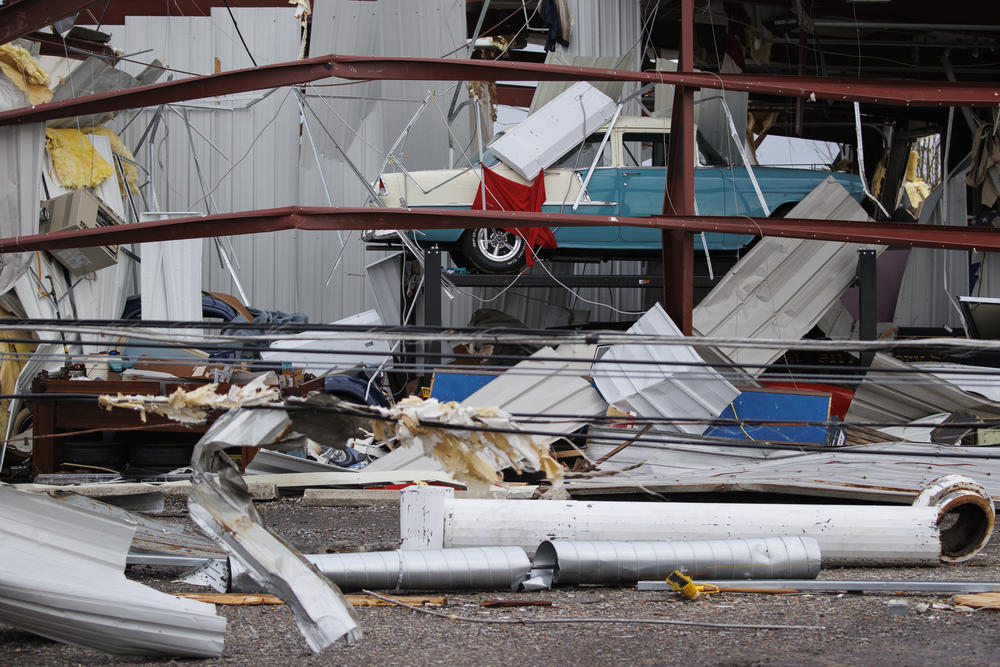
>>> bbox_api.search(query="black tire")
[448,249,472,270]
[458,228,527,274]
[771,202,798,218]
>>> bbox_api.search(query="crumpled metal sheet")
[0,484,225,657]
[42,488,223,559]
[188,408,361,651]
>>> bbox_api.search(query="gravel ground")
[3,495,1000,666]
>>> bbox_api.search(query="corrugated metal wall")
[106,8,306,314]
[104,3,472,325]
[98,1,654,329]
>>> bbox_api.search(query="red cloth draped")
[471,165,556,265]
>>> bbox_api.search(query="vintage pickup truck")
[366,115,865,273]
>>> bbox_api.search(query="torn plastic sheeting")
[230,546,532,593]
[400,477,993,565]
[188,407,361,652]
[532,536,821,586]
[0,484,225,657]
[377,396,564,495]
[592,303,739,435]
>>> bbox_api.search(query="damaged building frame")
[1,0,1000,661]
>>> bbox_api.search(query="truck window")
[622,132,668,167]
[551,135,611,170]
[621,131,730,168]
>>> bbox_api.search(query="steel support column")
[662,0,696,334]
[858,248,878,367]
[423,249,442,373]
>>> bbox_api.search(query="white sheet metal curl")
[533,536,821,585]
[230,546,531,593]
[0,485,225,657]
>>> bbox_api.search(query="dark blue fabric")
[323,374,389,407]
[540,0,568,51]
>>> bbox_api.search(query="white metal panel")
[893,159,971,328]
[492,82,616,181]
[0,485,225,657]
[847,352,1000,424]
[260,309,391,374]
[593,303,739,434]
[0,78,43,297]
[139,213,203,324]
[693,177,879,373]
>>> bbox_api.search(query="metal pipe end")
[913,475,995,563]
[532,540,560,582]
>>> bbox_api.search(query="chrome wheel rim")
[474,228,523,262]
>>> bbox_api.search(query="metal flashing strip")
[0,484,225,657]
[188,408,362,652]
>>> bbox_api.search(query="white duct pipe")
[400,476,993,566]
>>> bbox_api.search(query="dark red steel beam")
[2,206,999,255]
[661,0,696,334]
[494,83,535,108]
[0,0,103,46]
[1,53,999,127]
[0,55,337,127]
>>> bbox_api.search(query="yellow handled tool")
[665,570,720,600]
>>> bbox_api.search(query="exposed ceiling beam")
[2,207,998,254]
[0,0,101,45]
[1,53,998,127]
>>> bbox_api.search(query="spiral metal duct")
[230,546,531,593]
[532,536,822,585]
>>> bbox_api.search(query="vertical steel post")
[424,249,442,372]
[661,0,696,333]
[858,248,877,367]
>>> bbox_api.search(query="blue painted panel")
[430,371,498,403]
[705,388,833,445]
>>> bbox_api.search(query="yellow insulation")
[0,43,52,105]
[84,126,140,194]
[45,128,113,189]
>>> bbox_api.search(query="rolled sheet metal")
[401,475,995,566]
[533,536,821,585]
[230,546,531,593]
